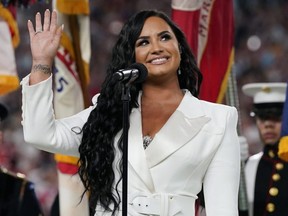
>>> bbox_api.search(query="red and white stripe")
[172,0,234,103]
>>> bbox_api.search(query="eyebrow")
[137,30,171,40]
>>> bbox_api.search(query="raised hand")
[27,9,63,84]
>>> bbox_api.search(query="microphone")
[113,63,148,84]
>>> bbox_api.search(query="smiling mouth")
[150,57,169,65]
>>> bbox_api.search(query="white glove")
[239,136,249,161]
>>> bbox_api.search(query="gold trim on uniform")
[266,203,275,212]
[261,86,272,93]
[268,150,275,158]
[272,173,281,181]
[275,162,284,170]
[269,187,279,196]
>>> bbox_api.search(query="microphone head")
[128,63,148,84]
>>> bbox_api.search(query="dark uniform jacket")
[245,145,288,216]
[0,168,43,216]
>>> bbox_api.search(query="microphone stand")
[121,83,131,216]
[116,63,147,215]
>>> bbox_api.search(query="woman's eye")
[137,40,149,47]
[161,34,172,41]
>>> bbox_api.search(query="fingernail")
[61,24,64,30]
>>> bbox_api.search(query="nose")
[263,119,275,128]
[150,41,163,54]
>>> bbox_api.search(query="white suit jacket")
[21,75,240,216]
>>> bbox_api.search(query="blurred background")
[0,0,287,214]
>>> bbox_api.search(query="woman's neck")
[140,82,185,138]
[141,81,183,102]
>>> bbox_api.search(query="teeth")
[151,58,167,64]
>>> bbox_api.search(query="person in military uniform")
[0,103,43,216]
[242,82,288,216]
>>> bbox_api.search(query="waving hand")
[27,9,63,84]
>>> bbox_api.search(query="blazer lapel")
[145,91,210,168]
[128,108,155,192]
[127,91,210,190]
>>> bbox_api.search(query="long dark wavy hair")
[78,9,203,215]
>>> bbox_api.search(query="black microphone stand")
[115,63,147,216]
[121,83,131,216]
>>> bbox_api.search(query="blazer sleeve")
[203,107,240,216]
[21,74,95,157]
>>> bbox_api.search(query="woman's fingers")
[54,24,64,45]
[27,20,35,38]
[28,10,60,36]
[35,12,43,33]
[50,10,58,34]
[43,9,51,31]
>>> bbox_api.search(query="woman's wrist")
[29,63,52,85]
[32,64,52,74]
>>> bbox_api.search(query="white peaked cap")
[242,82,287,104]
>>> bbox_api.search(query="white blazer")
[21,75,240,216]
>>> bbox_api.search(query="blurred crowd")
[0,0,287,214]
[235,0,288,154]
